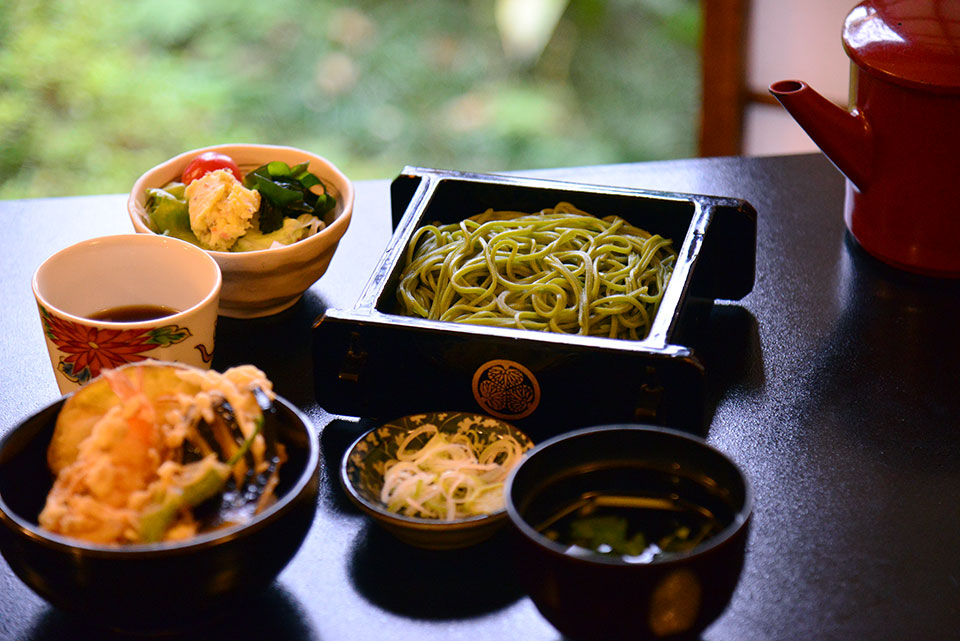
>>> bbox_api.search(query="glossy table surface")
[1,153,958,640]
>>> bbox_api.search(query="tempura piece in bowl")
[39,361,286,545]
[185,169,261,251]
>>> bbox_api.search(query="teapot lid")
[843,0,960,92]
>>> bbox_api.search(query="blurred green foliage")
[0,0,700,199]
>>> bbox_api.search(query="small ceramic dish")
[0,380,321,632]
[128,143,354,319]
[341,411,534,549]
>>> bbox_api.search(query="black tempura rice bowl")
[505,425,752,641]
[0,394,320,632]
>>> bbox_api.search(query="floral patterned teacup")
[32,234,222,394]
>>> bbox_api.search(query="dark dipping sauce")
[525,465,736,563]
[88,304,180,323]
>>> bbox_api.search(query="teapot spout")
[769,80,872,190]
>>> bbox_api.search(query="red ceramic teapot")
[770,0,960,277]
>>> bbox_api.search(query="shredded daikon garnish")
[379,423,524,521]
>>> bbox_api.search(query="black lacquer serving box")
[312,168,756,440]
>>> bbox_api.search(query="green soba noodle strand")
[396,202,677,340]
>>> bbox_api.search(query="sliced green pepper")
[138,460,231,543]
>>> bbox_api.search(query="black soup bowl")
[0,394,320,632]
[505,425,752,641]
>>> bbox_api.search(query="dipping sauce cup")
[32,234,222,394]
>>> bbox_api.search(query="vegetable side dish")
[39,362,287,544]
[396,202,677,340]
[144,151,337,252]
[380,419,526,521]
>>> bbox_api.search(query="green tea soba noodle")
[396,202,677,340]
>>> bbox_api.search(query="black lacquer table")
[1,153,958,640]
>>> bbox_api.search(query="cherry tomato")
[181,152,243,184]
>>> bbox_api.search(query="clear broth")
[524,465,737,563]
[87,304,180,323]
[537,492,726,562]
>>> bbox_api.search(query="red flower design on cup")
[39,305,191,387]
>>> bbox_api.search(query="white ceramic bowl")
[128,143,354,319]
